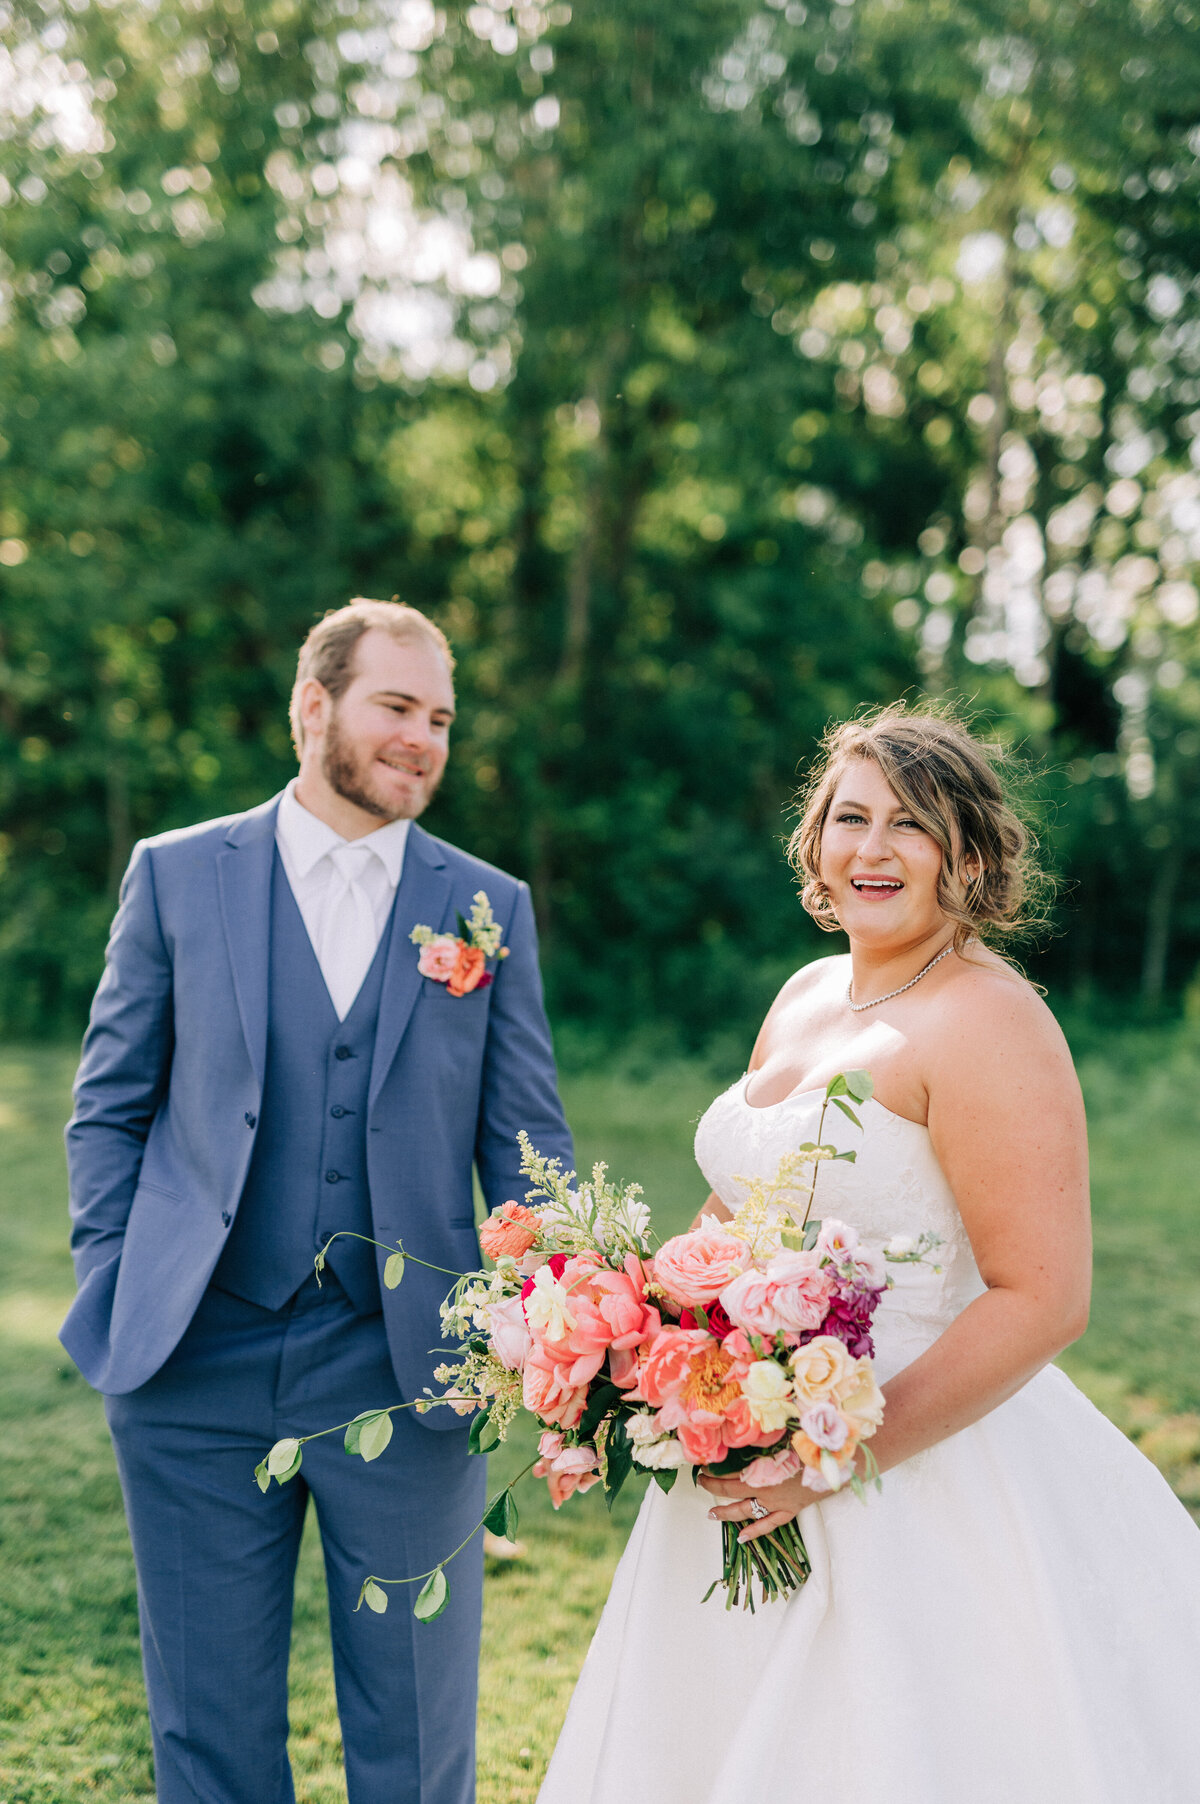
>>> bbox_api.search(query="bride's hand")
[698,1470,817,1542]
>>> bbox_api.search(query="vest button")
[244,1112,257,1128]
[325,1169,342,1183]
[221,1211,232,1227]
[335,1045,353,1060]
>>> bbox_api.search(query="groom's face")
[318,628,456,822]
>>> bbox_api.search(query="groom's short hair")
[291,599,455,752]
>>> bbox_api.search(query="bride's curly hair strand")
[788,702,1052,956]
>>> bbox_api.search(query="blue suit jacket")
[62,795,574,1414]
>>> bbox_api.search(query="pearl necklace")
[847,944,952,1012]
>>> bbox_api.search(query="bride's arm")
[705,972,1092,1531]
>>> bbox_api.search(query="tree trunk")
[1141,840,1182,1009]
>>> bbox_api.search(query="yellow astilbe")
[729,1146,836,1257]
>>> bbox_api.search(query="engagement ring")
[747,1498,769,1521]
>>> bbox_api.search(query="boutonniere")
[410,890,510,997]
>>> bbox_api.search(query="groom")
[62,599,573,1804]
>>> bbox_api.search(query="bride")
[538,706,1200,1804]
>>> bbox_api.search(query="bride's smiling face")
[818,757,949,948]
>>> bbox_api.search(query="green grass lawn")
[1,1036,1198,1801]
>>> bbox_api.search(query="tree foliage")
[4,0,1200,1039]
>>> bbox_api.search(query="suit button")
[325,1169,342,1184]
[244,1112,257,1128]
[330,1105,349,1119]
[335,1045,353,1061]
[221,1211,232,1227]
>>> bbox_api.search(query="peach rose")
[417,934,461,981]
[834,1357,886,1433]
[674,1417,728,1465]
[522,1346,591,1429]
[789,1334,855,1407]
[448,943,487,996]
[479,1201,543,1262]
[652,1227,750,1309]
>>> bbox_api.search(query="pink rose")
[522,1347,591,1430]
[487,1294,532,1372]
[720,1250,835,1337]
[479,1201,543,1261]
[537,1430,565,1460]
[652,1227,750,1309]
[739,1446,803,1486]
[533,1449,602,1508]
[417,934,462,981]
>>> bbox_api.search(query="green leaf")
[651,1467,678,1494]
[834,1150,857,1163]
[830,1096,862,1129]
[779,1227,807,1252]
[359,1412,394,1462]
[414,1567,449,1623]
[690,1301,710,1331]
[361,1580,389,1615]
[314,1249,326,1273]
[802,1219,821,1251]
[825,1073,848,1097]
[383,1252,405,1290]
[267,1437,302,1482]
[602,1416,634,1511]
[254,1458,271,1494]
[468,1407,499,1454]
[456,911,471,941]
[483,1489,518,1539]
[843,1069,875,1104]
[344,1410,376,1456]
[578,1379,623,1441]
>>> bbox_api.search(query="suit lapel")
[217,797,279,1089]
[369,824,451,1111]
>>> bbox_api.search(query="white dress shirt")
[275,779,411,1020]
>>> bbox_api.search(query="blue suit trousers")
[105,1274,486,1804]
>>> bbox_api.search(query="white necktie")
[318,843,384,1020]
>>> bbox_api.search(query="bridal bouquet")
[257,1070,939,1617]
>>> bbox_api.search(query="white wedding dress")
[538,1077,1200,1804]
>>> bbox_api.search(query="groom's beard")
[321,711,442,822]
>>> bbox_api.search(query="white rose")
[625,1411,667,1448]
[740,1358,796,1433]
[631,1435,688,1470]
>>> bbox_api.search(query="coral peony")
[522,1346,591,1429]
[480,1201,543,1261]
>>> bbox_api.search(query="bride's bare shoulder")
[748,954,848,1067]
[927,949,1079,1103]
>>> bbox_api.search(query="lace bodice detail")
[694,1076,985,1380]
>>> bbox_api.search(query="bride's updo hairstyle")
[788,703,1047,954]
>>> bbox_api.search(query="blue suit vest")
[212,851,389,1314]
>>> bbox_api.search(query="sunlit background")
[5,0,1200,1047]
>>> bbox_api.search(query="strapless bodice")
[694,1076,985,1379]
